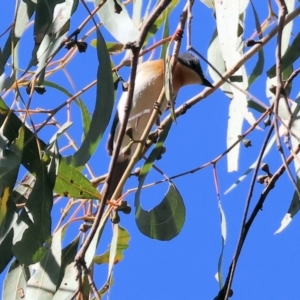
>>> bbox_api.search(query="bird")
[106,52,213,200]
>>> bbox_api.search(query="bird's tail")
[106,155,130,200]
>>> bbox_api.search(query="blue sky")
[1,1,300,299]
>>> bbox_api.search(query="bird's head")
[177,52,213,88]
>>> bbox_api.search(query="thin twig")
[222,124,274,299]
[159,6,300,127]
[114,107,272,195]
[74,0,171,269]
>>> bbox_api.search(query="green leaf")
[63,29,114,168]
[1,210,32,274]
[43,80,91,138]
[282,64,293,96]
[56,234,80,289]
[23,0,59,75]
[0,0,36,75]
[34,0,59,43]
[160,10,170,59]
[247,99,266,113]
[25,0,79,79]
[0,97,99,199]
[25,227,64,300]
[105,42,124,54]
[92,225,129,297]
[45,123,69,186]
[0,213,15,273]
[55,159,101,199]
[3,260,30,300]
[132,0,142,28]
[267,32,300,78]
[135,120,185,240]
[108,225,126,281]
[93,225,130,265]
[0,128,24,272]
[0,126,23,183]
[0,97,46,175]
[12,163,54,265]
[248,0,264,86]
[281,0,295,55]
[145,0,179,46]
[91,41,124,55]
[135,182,186,241]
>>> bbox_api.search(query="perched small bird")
[106,52,213,199]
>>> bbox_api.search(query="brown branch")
[159,5,300,125]
[220,143,300,299]
[222,3,291,298]
[109,106,272,195]
[271,0,300,220]
[284,67,300,87]
[74,0,171,271]
[42,0,108,73]
[107,0,192,201]
[274,0,288,151]
[221,124,274,299]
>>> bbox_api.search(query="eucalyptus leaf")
[0,0,36,75]
[93,225,129,265]
[135,182,185,241]
[267,32,300,78]
[96,0,139,44]
[3,260,30,300]
[63,29,114,168]
[134,120,185,240]
[12,162,54,265]
[248,0,264,86]
[25,227,64,300]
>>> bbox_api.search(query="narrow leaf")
[25,227,64,300]
[63,29,114,168]
[12,163,54,265]
[144,0,179,46]
[0,0,36,75]
[43,80,91,138]
[267,32,300,78]
[96,0,139,44]
[0,97,98,199]
[53,235,80,300]
[248,0,264,86]
[3,260,30,300]
[216,201,227,288]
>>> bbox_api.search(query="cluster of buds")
[65,32,87,53]
[111,200,131,224]
[257,163,273,188]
